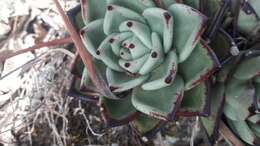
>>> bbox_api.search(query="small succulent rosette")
[223,51,260,145]
[201,50,260,145]
[77,0,220,137]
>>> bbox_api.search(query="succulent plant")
[224,54,260,145]
[188,1,260,145]
[201,51,260,146]
[70,0,221,138]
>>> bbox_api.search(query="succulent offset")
[67,0,260,144]
[224,52,260,145]
[190,0,260,145]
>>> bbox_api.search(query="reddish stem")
[52,0,98,86]
[0,37,72,62]
[69,51,79,73]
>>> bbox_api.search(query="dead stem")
[0,37,72,62]
[218,121,245,146]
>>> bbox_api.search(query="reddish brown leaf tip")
[109,86,119,92]
[164,77,172,84]
[151,52,158,58]
[107,5,113,11]
[109,38,115,43]
[96,50,101,55]
[80,30,85,35]
[163,12,171,24]
[124,63,131,68]
[127,21,133,27]
[253,139,260,146]
[129,43,135,49]
[164,64,176,84]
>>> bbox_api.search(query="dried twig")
[218,121,245,146]
[0,48,75,80]
[0,37,72,62]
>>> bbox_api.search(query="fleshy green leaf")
[139,32,164,75]
[119,20,152,48]
[160,0,179,9]
[179,40,220,90]
[110,32,133,56]
[247,114,260,138]
[183,0,220,17]
[182,0,199,9]
[224,78,253,121]
[125,36,150,59]
[107,0,155,14]
[103,4,146,34]
[81,0,107,24]
[100,93,137,127]
[80,59,107,91]
[254,76,260,83]
[179,82,209,116]
[248,114,260,124]
[224,102,248,121]
[119,47,132,60]
[106,68,150,93]
[141,50,178,90]
[131,114,163,136]
[132,75,184,120]
[118,54,149,74]
[227,118,258,145]
[168,4,206,62]
[216,56,238,83]
[124,36,150,60]
[98,36,124,72]
[233,56,260,80]
[80,19,106,59]
[248,122,260,138]
[143,8,173,53]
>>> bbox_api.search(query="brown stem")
[219,121,245,146]
[52,0,118,99]
[69,51,79,73]
[0,37,73,62]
